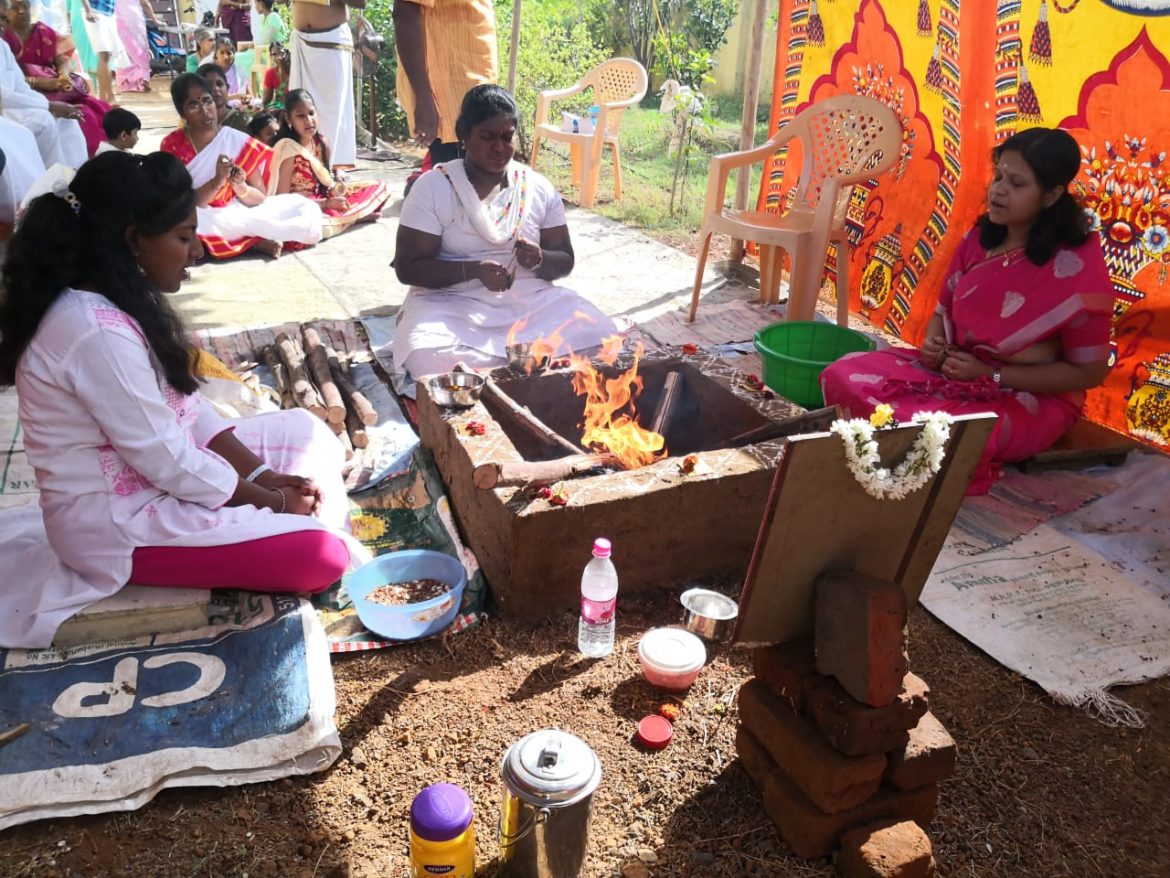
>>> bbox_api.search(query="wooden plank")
[1018,417,1137,473]
[733,413,997,646]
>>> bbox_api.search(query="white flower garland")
[829,411,954,500]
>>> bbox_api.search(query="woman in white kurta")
[0,152,366,649]
[393,84,616,380]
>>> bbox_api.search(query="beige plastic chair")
[529,58,648,208]
[688,95,903,324]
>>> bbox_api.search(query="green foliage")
[358,0,411,141]
[495,0,608,153]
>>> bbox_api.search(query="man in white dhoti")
[0,37,86,167]
[288,0,360,167]
[0,115,44,220]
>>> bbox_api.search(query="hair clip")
[51,178,81,215]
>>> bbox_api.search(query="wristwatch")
[992,367,1002,386]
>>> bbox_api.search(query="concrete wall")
[710,0,779,103]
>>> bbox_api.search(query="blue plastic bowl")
[346,549,468,641]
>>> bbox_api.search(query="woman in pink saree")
[821,128,1114,494]
[114,0,158,93]
[2,0,110,156]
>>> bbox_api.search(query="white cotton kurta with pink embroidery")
[0,289,366,648]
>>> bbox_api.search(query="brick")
[752,639,818,710]
[816,573,908,707]
[808,673,930,757]
[738,679,886,814]
[737,727,939,860]
[884,712,957,791]
[836,819,935,878]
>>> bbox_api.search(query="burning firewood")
[454,363,586,456]
[274,332,326,420]
[649,370,683,438]
[726,405,842,448]
[473,453,619,490]
[301,326,346,425]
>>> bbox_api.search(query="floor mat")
[0,595,339,831]
[922,453,1170,727]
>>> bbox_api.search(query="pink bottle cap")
[592,538,612,558]
[636,715,673,750]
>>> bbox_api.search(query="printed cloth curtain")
[760,0,1170,450]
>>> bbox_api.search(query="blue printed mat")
[0,594,340,831]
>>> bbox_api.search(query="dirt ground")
[3,583,1169,878]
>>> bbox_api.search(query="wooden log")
[649,369,683,438]
[328,417,345,436]
[452,362,586,456]
[260,344,296,410]
[302,327,346,424]
[327,353,378,425]
[336,423,354,461]
[346,405,369,449]
[726,405,842,448]
[473,453,619,490]
[274,332,326,419]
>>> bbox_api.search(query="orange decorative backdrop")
[759,0,1170,450]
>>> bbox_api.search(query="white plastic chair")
[529,58,648,208]
[688,95,903,324]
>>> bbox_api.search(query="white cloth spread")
[393,160,617,378]
[186,126,323,246]
[288,22,355,166]
[0,289,366,648]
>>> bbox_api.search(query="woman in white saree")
[393,84,617,380]
[160,72,322,259]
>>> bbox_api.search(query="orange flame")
[569,341,667,469]
[506,313,597,375]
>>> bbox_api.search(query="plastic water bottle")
[587,104,600,133]
[578,538,618,658]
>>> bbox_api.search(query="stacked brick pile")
[736,573,956,875]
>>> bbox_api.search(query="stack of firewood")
[259,324,378,460]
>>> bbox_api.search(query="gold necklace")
[991,243,1024,267]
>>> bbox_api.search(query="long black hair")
[454,84,519,142]
[976,127,1089,265]
[170,72,211,116]
[275,88,331,168]
[0,152,200,393]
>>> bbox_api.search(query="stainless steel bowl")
[680,588,739,642]
[427,372,485,408]
[505,342,548,374]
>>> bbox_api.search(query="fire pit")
[416,350,814,619]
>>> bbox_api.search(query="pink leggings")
[130,531,350,594]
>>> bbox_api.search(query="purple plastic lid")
[592,538,612,558]
[410,783,473,841]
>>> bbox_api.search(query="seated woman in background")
[160,73,322,259]
[820,127,1114,494]
[197,62,249,132]
[270,89,389,238]
[212,38,254,106]
[0,151,365,649]
[2,0,111,156]
[260,40,290,112]
[185,26,215,73]
[393,84,616,379]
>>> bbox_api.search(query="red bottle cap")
[636,714,673,750]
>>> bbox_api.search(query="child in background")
[247,110,279,146]
[270,88,388,238]
[96,107,140,155]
